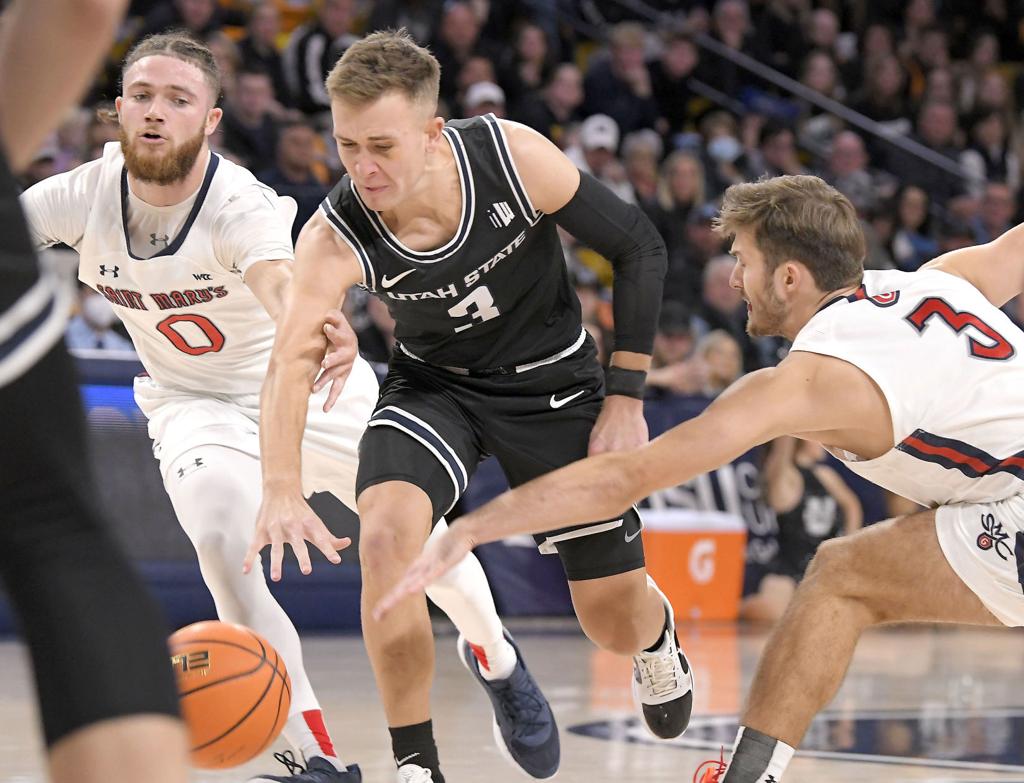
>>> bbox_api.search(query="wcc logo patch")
[976,512,1012,560]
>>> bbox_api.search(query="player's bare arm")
[0,0,127,170]
[244,212,363,580]
[502,119,665,454]
[374,350,876,616]
[923,219,1024,306]
[242,259,293,321]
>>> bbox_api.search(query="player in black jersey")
[248,29,694,783]
[0,1,187,781]
[741,438,862,623]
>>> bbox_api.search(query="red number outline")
[156,314,226,356]
[905,297,1014,361]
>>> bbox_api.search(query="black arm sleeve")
[550,171,666,355]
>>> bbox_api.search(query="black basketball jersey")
[321,114,582,371]
[776,465,844,576]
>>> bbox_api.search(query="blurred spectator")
[647,301,704,397]
[937,214,977,252]
[956,29,1000,115]
[205,31,242,102]
[921,65,957,105]
[905,24,951,101]
[694,254,761,371]
[431,0,501,111]
[512,63,583,146]
[136,0,232,40]
[695,329,742,396]
[701,0,772,97]
[648,29,699,141]
[887,100,967,207]
[745,122,806,179]
[699,110,746,197]
[621,129,663,206]
[757,0,809,78]
[959,110,1020,199]
[454,55,498,116]
[971,182,1015,243]
[824,130,895,216]
[367,0,445,46]
[86,106,121,161]
[239,1,292,109]
[497,22,554,108]
[257,120,327,241]
[463,81,506,118]
[283,0,358,116]
[220,68,280,169]
[582,22,660,137]
[66,286,134,351]
[651,152,706,302]
[796,49,844,152]
[567,114,634,203]
[890,185,939,271]
[850,54,912,135]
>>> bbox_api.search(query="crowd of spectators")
[36,0,1024,392]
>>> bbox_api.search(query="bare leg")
[742,510,1001,748]
[569,568,665,654]
[49,715,188,783]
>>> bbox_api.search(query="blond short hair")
[714,175,864,292]
[325,29,440,109]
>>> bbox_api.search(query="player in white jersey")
[376,174,1024,782]
[21,33,551,783]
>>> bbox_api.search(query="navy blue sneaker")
[458,629,559,779]
[249,752,363,782]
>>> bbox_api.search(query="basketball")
[168,620,291,769]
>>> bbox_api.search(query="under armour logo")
[99,265,119,277]
[765,776,777,783]
[176,457,205,479]
[150,233,170,247]
[487,201,515,228]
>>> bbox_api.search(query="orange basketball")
[168,620,291,769]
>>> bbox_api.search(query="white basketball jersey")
[791,268,1024,507]
[23,143,292,397]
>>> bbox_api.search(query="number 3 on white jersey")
[448,285,501,333]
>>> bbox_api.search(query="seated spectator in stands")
[974,69,1013,120]
[368,0,445,46]
[220,68,280,169]
[797,49,844,152]
[956,29,1000,116]
[582,22,660,137]
[745,122,806,180]
[622,129,662,206]
[937,215,977,253]
[971,182,1016,243]
[257,121,327,242]
[66,285,134,352]
[887,100,967,208]
[567,114,634,203]
[453,55,498,117]
[698,0,772,97]
[678,201,727,303]
[648,29,699,142]
[497,22,553,108]
[463,81,505,118]
[824,130,895,216]
[512,63,583,147]
[890,184,939,271]
[961,110,1020,199]
[905,24,951,102]
[239,1,292,110]
[283,0,358,116]
[431,0,502,111]
[651,150,704,280]
[647,301,705,397]
[136,0,233,40]
[699,110,747,198]
[696,329,742,397]
[694,254,761,371]
[849,54,912,136]
[740,437,862,623]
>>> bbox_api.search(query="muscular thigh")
[810,510,1001,627]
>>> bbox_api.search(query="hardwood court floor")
[1,622,1023,782]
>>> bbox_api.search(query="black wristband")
[605,366,647,399]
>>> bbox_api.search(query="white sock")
[284,710,346,768]
[423,518,516,679]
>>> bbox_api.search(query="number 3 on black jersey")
[905,296,1015,361]
[448,285,501,333]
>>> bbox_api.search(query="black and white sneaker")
[396,761,434,782]
[249,752,362,782]
[631,577,694,740]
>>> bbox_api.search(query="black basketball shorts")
[356,338,646,581]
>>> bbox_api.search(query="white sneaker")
[631,577,695,739]
[397,763,433,783]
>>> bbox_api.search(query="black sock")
[643,605,671,653]
[722,727,782,783]
[390,720,444,782]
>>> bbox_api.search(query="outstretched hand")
[372,522,477,620]
[243,491,351,581]
[313,308,358,412]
